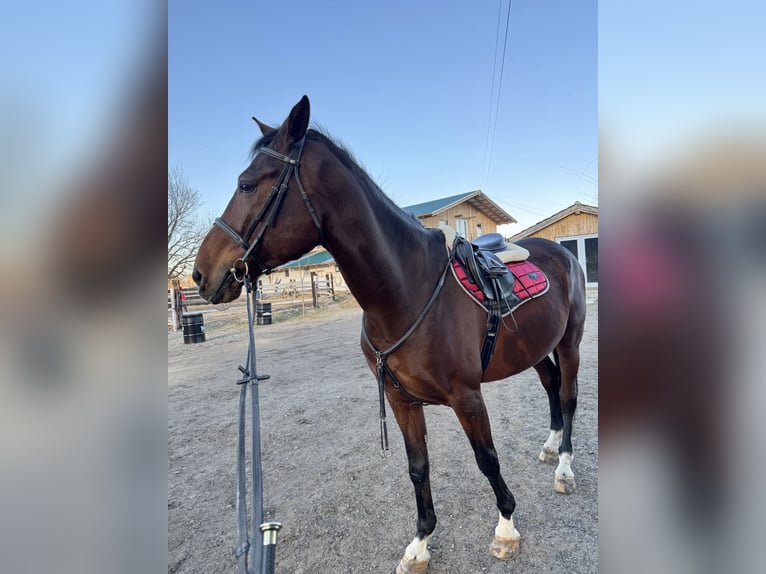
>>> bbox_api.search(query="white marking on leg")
[404,533,433,562]
[494,512,520,539]
[495,513,521,538]
[490,512,521,560]
[543,430,562,452]
[539,429,562,461]
[555,452,574,481]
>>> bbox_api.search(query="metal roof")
[280,250,335,268]
[402,190,516,225]
[402,192,474,217]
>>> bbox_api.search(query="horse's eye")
[239,183,256,193]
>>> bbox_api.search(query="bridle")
[214,135,324,280]
[213,137,325,572]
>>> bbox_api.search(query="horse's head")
[193,96,323,303]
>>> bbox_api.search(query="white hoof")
[490,534,520,560]
[396,555,430,574]
[538,447,559,463]
[539,430,562,463]
[490,513,521,560]
[554,452,575,494]
[554,475,576,494]
[397,535,432,574]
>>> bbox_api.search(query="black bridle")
[216,135,323,574]
[214,135,323,280]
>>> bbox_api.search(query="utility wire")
[480,0,503,191]
[481,0,513,192]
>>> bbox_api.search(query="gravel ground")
[168,297,598,574]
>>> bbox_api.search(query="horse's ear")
[252,116,276,136]
[284,95,310,141]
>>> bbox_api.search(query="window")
[455,218,467,237]
[560,239,578,259]
[584,237,598,283]
[557,234,598,286]
[476,223,483,237]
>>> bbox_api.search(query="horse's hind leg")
[452,389,520,561]
[554,343,580,494]
[388,397,437,574]
[534,355,563,463]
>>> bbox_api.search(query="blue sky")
[169,1,597,233]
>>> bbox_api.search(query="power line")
[495,198,551,218]
[481,0,513,192]
[480,0,503,190]
[559,164,598,186]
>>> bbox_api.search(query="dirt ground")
[168,296,598,574]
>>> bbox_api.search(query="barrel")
[255,302,272,325]
[182,312,206,344]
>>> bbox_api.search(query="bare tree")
[168,166,206,279]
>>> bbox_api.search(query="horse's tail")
[552,348,562,383]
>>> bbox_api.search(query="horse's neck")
[323,189,444,343]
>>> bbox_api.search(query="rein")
[215,136,323,279]
[232,276,281,574]
[361,251,454,455]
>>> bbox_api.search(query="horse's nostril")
[192,268,202,285]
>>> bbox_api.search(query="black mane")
[250,130,278,158]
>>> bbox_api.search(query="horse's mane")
[251,127,425,235]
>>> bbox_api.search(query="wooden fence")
[168,272,346,330]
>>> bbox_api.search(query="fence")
[168,278,213,331]
[168,279,185,332]
[168,272,347,330]
[168,289,177,332]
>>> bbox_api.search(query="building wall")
[518,211,599,286]
[419,202,499,240]
[523,212,598,241]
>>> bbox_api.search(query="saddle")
[451,233,533,374]
[453,234,521,314]
[471,232,508,252]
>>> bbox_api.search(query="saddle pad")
[452,259,549,314]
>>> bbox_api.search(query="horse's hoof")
[554,475,576,494]
[538,448,559,463]
[490,534,520,560]
[396,555,430,574]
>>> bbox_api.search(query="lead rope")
[233,276,280,574]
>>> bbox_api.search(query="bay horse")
[193,96,586,573]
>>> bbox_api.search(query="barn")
[508,201,598,287]
[402,190,516,241]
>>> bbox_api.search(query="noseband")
[214,135,324,280]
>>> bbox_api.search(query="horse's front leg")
[452,389,520,561]
[388,393,436,574]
